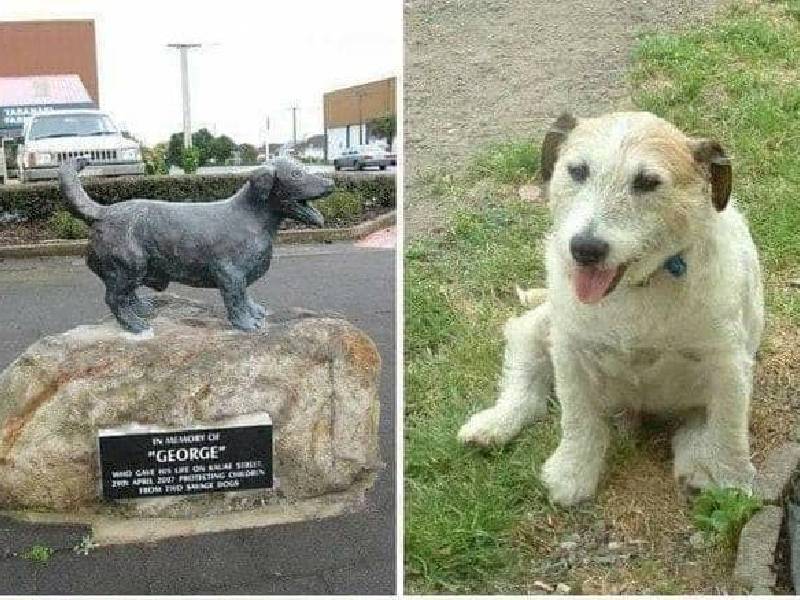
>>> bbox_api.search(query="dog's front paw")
[541,446,602,506]
[458,407,518,447]
[674,453,755,495]
[673,425,755,494]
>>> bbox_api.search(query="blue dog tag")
[663,254,687,277]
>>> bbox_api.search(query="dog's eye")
[632,171,662,193]
[291,170,303,178]
[567,162,589,183]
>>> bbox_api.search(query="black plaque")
[98,416,273,500]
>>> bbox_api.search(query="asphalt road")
[0,242,395,595]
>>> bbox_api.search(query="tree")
[369,114,396,146]
[209,135,235,164]
[142,143,168,175]
[166,132,185,167]
[192,128,215,165]
[239,143,258,165]
[166,129,236,167]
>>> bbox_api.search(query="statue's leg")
[130,292,156,317]
[103,272,150,334]
[217,270,259,331]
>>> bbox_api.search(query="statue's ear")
[541,113,577,182]
[248,165,276,198]
[690,139,732,211]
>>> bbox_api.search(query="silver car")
[333,144,392,171]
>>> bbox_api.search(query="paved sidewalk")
[0,242,396,595]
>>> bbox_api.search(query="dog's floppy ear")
[541,113,577,182]
[691,139,732,212]
[248,165,276,198]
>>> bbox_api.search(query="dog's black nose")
[570,234,609,265]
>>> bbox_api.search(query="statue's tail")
[58,159,104,224]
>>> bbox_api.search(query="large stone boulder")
[0,294,381,519]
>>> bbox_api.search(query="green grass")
[21,544,54,564]
[405,0,800,593]
[470,140,540,185]
[630,1,800,280]
[405,191,568,592]
[692,488,762,548]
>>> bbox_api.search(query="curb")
[0,210,396,259]
[734,442,800,593]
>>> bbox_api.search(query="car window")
[29,114,118,141]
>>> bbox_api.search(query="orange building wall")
[324,78,396,129]
[0,20,99,104]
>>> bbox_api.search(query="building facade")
[0,20,99,138]
[323,77,396,160]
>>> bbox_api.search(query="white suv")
[17,109,144,183]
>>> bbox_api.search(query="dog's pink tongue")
[573,266,618,304]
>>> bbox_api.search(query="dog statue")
[58,158,333,334]
[459,112,764,505]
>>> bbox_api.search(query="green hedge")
[0,171,395,222]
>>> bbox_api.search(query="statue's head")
[248,158,334,227]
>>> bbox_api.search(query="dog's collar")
[632,252,687,288]
[663,254,687,278]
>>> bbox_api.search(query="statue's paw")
[248,302,270,320]
[231,316,260,332]
[132,296,156,317]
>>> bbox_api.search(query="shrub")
[316,190,362,225]
[692,487,762,548]
[181,147,200,174]
[47,210,90,239]
[142,145,168,175]
[0,172,395,227]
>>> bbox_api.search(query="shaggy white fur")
[458,112,764,506]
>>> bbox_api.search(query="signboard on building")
[0,102,94,136]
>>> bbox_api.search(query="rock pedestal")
[0,294,381,524]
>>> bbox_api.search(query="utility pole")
[264,115,270,157]
[289,105,299,146]
[167,43,202,149]
[354,88,368,145]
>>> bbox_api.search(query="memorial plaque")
[98,413,273,500]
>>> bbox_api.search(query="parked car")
[333,145,392,171]
[16,109,145,183]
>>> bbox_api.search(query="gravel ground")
[404,0,722,237]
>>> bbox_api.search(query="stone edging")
[734,442,800,593]
[0,210,396,259]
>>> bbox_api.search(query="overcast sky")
[1,0,400,146]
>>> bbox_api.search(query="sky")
[1,0,401,146]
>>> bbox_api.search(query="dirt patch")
[509,314,800,593]
[404,0,722,238]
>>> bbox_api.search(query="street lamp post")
[167,43,202,149]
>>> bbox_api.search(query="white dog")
[458,112,764,506]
